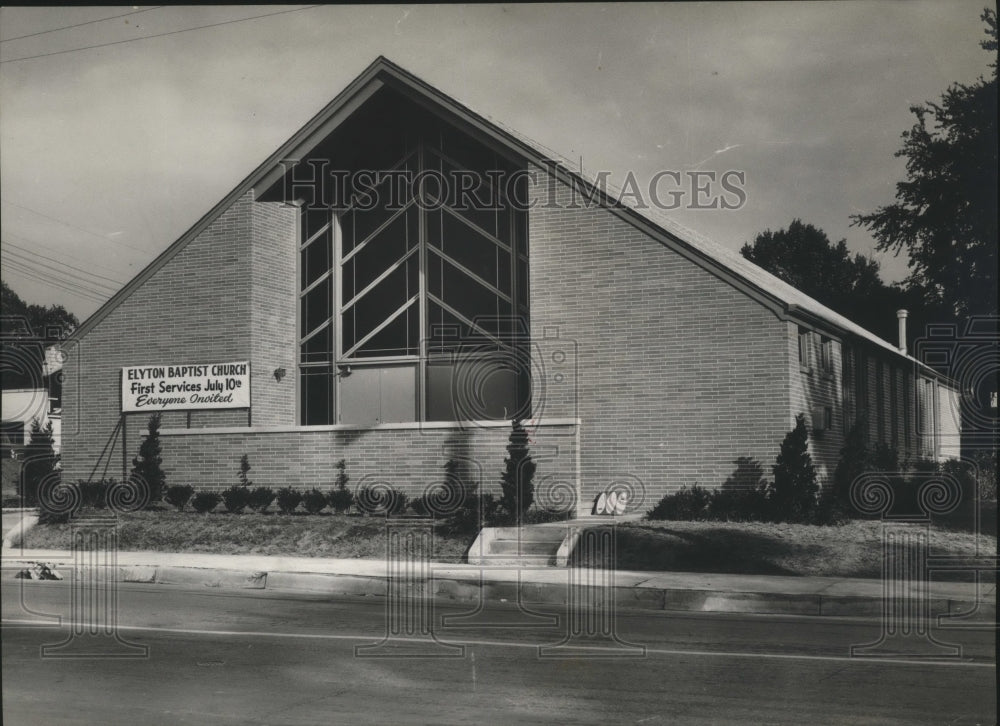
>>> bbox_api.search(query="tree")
[18,419,58,507]
[130,413,166,504]
[1,281,80,390]
[499,419,536,523]
[741,220,906,341]
[768,414,819,522]
[852,9,998,321]
[1,281,79,341]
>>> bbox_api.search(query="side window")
[820,337,834,377]
[798,327,811,371]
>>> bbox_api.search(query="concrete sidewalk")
[2,547,995,621]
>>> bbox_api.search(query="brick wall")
[156,420,577,502]
[249,199,298,426]
[61,192,257,482]
[788,324,843,484]
[527,176,793,508]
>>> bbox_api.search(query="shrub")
[248,487,276,513]
[78,479,112,509]
[647,485,712,520]
[276,487,303,514]
[302,488,328,514]
[327,459,353,513]
[191,491,220,513]
[18,419,58,507]
[356,485,408,516]
[709,457,771,521]
[768,414,819,522]
[165,484,195,511]
[971,449,998,501]
[238,454,253,488]
[498,419,536,524]
[130,413,166,504]
[221,485,251,514]
[327,488,353,514]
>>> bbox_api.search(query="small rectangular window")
[820,337,834,377]
[875,360,885,444]
[798,327,811,371]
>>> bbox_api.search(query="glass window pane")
[302,277,331,335]
[301,327,331,364]
[342,209,417,301]
[300,366,333,425]
[341,173,413,255]
[302,236,331,288]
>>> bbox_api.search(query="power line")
[4,241,126,286]
[0,198,154,254]
[3,259,109,303]
[3,232,132,278]
[3,255,115,298]
[1,5,322,64]
[1,7,164,44]
[4,247,121,292]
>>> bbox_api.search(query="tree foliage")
[499,419,536,523]
[768,414,819,522]
[852,9,998,320]
[1,280,79,340]
[130,413,166,503]
[19,419,58,507]
[741,220,906,341]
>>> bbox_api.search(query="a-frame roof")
[67,56,942,378]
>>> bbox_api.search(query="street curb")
[4,560,994,622]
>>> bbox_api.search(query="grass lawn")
[590,519,997,581]
[19,507,997,581]
[21,508,474,562]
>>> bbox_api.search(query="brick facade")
[528,177,794,507]
[60,62,962,514]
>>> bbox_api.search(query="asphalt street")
[2,579,996,725]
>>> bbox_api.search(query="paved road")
[2,580,995,725]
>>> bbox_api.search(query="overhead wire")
[1,5,322,63]
[4,241,126,286]
[1,7,165,43]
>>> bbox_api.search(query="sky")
[0,3,993,320]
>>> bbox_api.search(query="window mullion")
[417,141,428,422]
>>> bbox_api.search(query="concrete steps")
[467,523,569,566]
[466,514,646,568]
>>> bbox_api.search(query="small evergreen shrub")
[831,416,872,512]
[276,487,303,514]
[238,454,253,487]
[356,485,408,516]
[327,487,353,514]
[129,413,166,504]
[971,449,998,501]
[78,479,112,509]
[710,457,771,521]
[302,488,328,514]
[326,459,353,513]
[767,414,819,522]
[221,485,251,513]
[499,419,536,524]
[18,419,58,507]
[165,484,195,511]
[647,485,712,520]
[191,491,220,513]
[248,487,276,513]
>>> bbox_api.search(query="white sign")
[121,361,251,412]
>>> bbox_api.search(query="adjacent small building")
[59,58,961,513]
